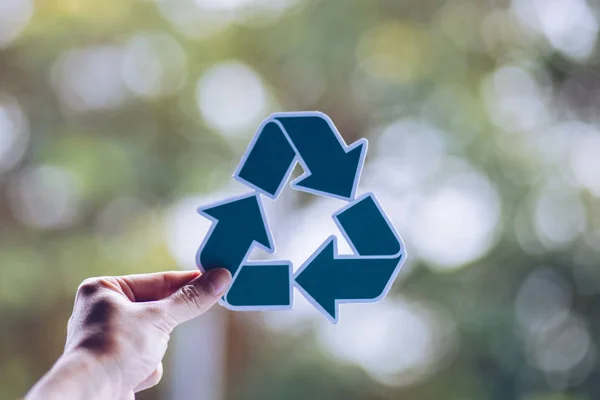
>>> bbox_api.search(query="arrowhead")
[293,140,366,200]
[294,238,339,322]
[198,194,272,251]
[274,113,368,201]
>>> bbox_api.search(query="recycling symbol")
[196,112,406,323]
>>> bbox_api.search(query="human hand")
[26,268,232,400]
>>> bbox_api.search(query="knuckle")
[84,297,115,327]
[77,278,102,297]
[179,284,209,310]
[76,331,116,356]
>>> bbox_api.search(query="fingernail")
[204,269,232,296]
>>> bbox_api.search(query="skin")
[25,268,232,400]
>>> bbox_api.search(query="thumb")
[162,268,232,325]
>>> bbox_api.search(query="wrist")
[26,349,120,400]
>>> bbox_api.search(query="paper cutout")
[196,111,406,323]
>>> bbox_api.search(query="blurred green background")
[2,0,600,399]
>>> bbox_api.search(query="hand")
[25,268,232,400]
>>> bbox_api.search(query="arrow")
[196,192,292,310]
[225,262,293,310]
[234,112,367,201]
[196,192,273,277]
[235,120,297,199]
[275,113,367,201]
[294,193,406,323]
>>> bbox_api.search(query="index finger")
[115,270,202,302]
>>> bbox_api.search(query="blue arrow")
[234,112,367,201]
[226,262,293,310]
[235,120,297,198]
[294,193,406,323]
[197,193,273,277]
[275,113,367,201]
[196,192,292,310]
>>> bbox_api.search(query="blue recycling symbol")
[196,112,406,323]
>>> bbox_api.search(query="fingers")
[134,362,163,393]
[160,268,232,325]
[114,270,202,302]
[120,391,135,400]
